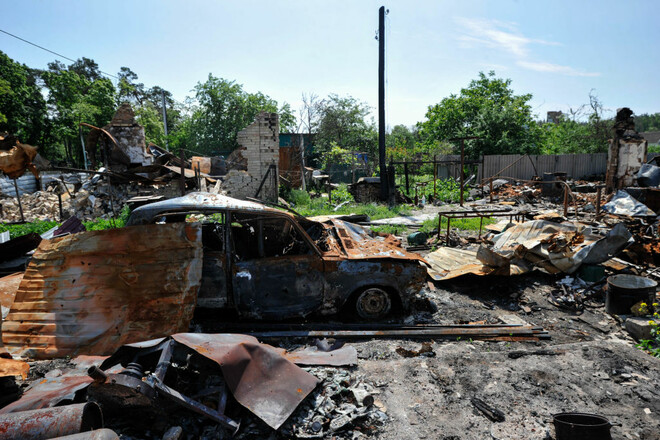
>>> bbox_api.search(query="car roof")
[126,192,287,225]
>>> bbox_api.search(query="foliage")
[0,220,60,239]
[319,144,355,170]
[313,94,377,167]
[187,75,294,155]
[396,174,469,202]
[635,304,660,358]
[419,216,496,234]
[135,101,166,146]
[417,71,542,158]
[635,113,660,132]
[539,93,612,154]
[282,189,409,219]
[0,206,130,239]
[371,224,408,235]
[330,183,354,204]
[0,51,48,147]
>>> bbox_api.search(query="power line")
[0,28,119,79]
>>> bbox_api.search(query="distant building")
[641,131,660,146]
[546,111,563,124]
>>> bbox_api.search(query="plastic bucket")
[553,413,612,440]
[606,274,657,315]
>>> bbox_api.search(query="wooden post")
[404,160,409,195]
[58,192,63,221]
[489,179,493,203]
[179,147,186,196]
[460,140,465,206]
[13,179,25,223]
[596,186,602,217]
[563,185,569,217]
[327,180,332,205]
[433,155,437,199]
[437,212,442,238]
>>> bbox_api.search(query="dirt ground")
[352,273,660,440]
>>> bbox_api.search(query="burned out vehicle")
[127,193,428,320]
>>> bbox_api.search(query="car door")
[229,212,324,319]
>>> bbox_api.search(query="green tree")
[42,59,116,165]
[0,51,48,147]
[187,75,293,155]
[635,113,660,132]
[417,71,541,158]
[314,94,377,162]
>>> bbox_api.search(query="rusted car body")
[127,193,428,320]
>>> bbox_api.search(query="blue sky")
[2,0,659,128]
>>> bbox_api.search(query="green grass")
[285,187,412,220]
[395,174,470,202]
[0,206,131,239]
[370,224,409,235]
[419,216,496,235]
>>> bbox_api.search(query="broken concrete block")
[625,317,658,340]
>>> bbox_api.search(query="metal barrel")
[0,402,103,440]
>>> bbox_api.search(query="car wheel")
[355,287,392,320]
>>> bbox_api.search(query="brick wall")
[221,112,279,202]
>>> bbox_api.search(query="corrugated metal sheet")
[482,153,610,181]
[0,174,37,197]
[1,223,203,360]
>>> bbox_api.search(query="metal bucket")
[606,274,657,314]
[553,413,613,440]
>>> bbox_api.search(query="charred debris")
[0,107,659,439]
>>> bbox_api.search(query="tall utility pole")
[378,6,389,201]
[161,89,169,150]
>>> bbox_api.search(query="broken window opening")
[231,214,312,261]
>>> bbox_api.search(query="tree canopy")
[417,71,541,158]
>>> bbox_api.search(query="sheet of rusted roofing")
[0,374,93,414]
[0,272,23,313]
[1,223,202,360]
[330,219,427,262]
[0,357,29,379]
[170,333,319,430]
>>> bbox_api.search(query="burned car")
[126,193,428,320]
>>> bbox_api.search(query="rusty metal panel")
[329,219,426,262]
[0,357,29,379]
[170,333,319,430]
[1,223,202,360]
[0,375,93,414]
[0,272,23,313]
[0,402,103,439]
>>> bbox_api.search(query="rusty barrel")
[0,402,103,440]
[552,412,613,440]
[606,274,657,315]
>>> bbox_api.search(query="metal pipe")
[87,365,108,383]
[49,429,119,440]
[13,178,25,222]
[596,186,602,217]
[0,402,103,440]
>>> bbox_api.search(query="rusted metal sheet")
[0,272,23,314]
[1,223,203,360]
[328,219,427,262]
[0,402,103,440]
[0,375,93,414]
[170,333,319,430]
[0,357,29,379]
[0,142,39,179]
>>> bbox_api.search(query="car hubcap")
[356,288,391,319]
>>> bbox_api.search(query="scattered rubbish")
[0,402,103,440]
[636,163,660,187]
[507,349,563,359]
[407,231,429,246]
[471,397,505,422]
[395,342,435,358]
[602,190,656,217]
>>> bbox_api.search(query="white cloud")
[516,61,600,77]
[455,17,559,57]
[455,17,599,77]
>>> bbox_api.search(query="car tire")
[354,287,392,320]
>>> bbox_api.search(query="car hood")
[326,219,427,263]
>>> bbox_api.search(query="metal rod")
[596,186,602,217]
[179,146,185,196]
[460,140,465,206]
[13,178,24,222]
[433,154,437,199]
[563,186,569,217]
